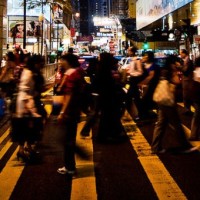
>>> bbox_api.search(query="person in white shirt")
[125,46,144,122]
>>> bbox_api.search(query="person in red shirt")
[56,53,87,175]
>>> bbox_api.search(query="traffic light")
[143,42,149,50]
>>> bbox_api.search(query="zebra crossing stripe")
[0,147,25,200]
[123,120,187,200]
[70,121,97,200]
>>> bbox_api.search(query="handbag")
[153,80,175,106]
[193,67,200,83]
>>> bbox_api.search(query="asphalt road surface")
[0,95,200,200]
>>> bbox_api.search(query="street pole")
[0,0,5,61]
[41,0,44,55]
[23,0,26,49]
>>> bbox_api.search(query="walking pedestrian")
[56,53,87,175]
[189,56,200,140]
[151,55,198,154]
[94,52,127,143]
[179,49,194,115]
[12,55,43,163]
[0,51,16,98]
[125,46,144,122]
[137,51,160,119]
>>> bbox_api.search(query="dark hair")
[144,51,154,63]
[99,52,115,69]
[60,53,80,68]
[161,55,180,79]
[129,46,138,54]
[68,48,73,54]
[195,56,200,67]
[164,55,179,67]
[6,51,15,61]
[26,55,44,71]
[180,49,188,55]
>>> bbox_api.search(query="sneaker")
[57,166,76,175]
[181,146,200,154]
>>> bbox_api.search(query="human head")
[68,48,74,54]
[99,52,115,66]
[26,55,44,72]
[164,55,182,71]
[29,21,35,29]
[142,51,155,63]
[60,54,80,69]
[179,49,188,59]
[16,22,24,32]
[127,46,138,57]
[6,51,16,62]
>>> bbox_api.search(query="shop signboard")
[76,36,93,43]
[193,35,200,44]
[136,0,193,30]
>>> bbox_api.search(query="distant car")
[78,55,97,70]
[114,55,124,61]
[154,57,166,68]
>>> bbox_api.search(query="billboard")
[9,19,42,39]
[7,0,50,21]
[136,0,193,30]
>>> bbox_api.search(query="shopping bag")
[153,80,175,106]
[193,67,200,83]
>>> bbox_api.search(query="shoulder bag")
[153,80,175,106]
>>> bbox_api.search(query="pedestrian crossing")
[123,120,187,200]
[0,99,200,199]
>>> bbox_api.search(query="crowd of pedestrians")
[0,46,46,163]
[0,44,200,175]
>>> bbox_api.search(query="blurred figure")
[79,57,99,138]
[13,45,24,66]
[190,56,200,140]
[151,55,198,154]
[95,52,127,143]
[53,58,66,95]
[32,55,47,122]
[68,48,74,54]
[13,55,44,163]
[0,51,16,98]
[125,46,143,121]
[138,51,160,119]
[1,55,6,68]
[179,49,194,114]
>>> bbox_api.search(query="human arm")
[138,70,155,86]
[57,93,72,122]
[0,66,7,81]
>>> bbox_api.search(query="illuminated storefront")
[6,0,70,56]
[136,0,200,57]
